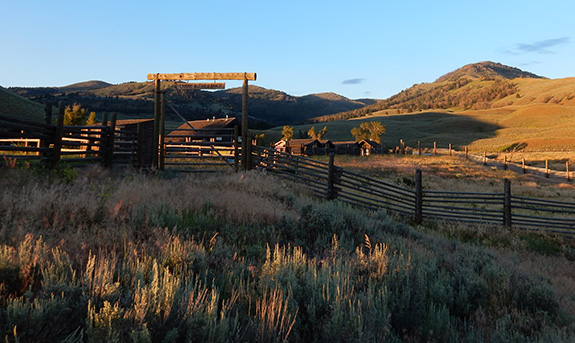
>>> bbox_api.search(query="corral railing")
[251,146,575,235]
[0,114,56,166]
[0,111,134,169]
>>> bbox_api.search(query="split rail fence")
[0,110,137,169]
[251,146,575,235]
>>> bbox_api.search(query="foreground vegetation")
[1,165,575,342]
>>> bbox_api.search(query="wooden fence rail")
[251,146,575,235]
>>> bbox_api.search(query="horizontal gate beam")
[147,72,256,81]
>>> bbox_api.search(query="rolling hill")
[7,82,373,126]
[274,62,575,155]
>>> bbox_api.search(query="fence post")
[522,157,526,174]
[159,91,166,170]
[503,179,512,228]
[245,133,253,170]
[504,155,508,170]
[50,102,65,169]
[433,141,437,155]
[545,160,549,178]
[415,169,423,224]
[483,151,487,166]
[103,113,117,168]
[465,147,469,161]
[44,103,53,125]
[41,103,53,161]
[327,152,337,200]
[234,125,240,172]
[567,162,571,182]
[449,144,452,156]
[136,122,143,169]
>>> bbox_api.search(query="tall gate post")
[152,77,161,169]
[159,91,166,170]
[241,76,249,170]
[415,169,423,224]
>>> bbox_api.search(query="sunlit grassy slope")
[264,77,575,158]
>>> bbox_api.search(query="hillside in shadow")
[267,111,502,150]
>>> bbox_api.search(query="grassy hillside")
[0,86,46,122]
[271,70,575,158]
[313,62,574,123]
[1,166,574,342]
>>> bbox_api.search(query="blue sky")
[1,0,574,100]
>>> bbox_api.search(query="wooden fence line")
[251,146,575,235]
[402,140,573,181]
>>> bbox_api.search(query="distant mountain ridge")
[8,82,372,126]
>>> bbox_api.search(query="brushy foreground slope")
[1,167,575,342]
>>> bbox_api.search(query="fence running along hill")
[2,112,574,234]
[251,146,575,235]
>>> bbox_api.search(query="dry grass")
[329,154,575,198]
[1,165,575,342]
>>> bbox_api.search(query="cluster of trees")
[350,121,386,143]
[280,121,385,143]
[281,125,329,141]
[63,103,97,126]
[314,79,519,122]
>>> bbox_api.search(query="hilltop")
[435,61,544,82]
[313,61,573,122]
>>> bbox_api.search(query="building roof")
[169,117,238,137]
[332,140,358,146]
[115,119,154,126]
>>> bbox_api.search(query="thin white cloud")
[342,78,366,85]
[506,37,570,55]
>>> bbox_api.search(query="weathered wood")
[159,92,166,170]
[152,79,161,169]
[522,157,526,174]
[242,78,249,170]
[503,179,512,228]
[105,113,117,168]
[327,152,336,200]
[147,72,256,81]
[234,125,240,172]
[177,82,226,89]
[50,102,65,168]
[415,169,423,224]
